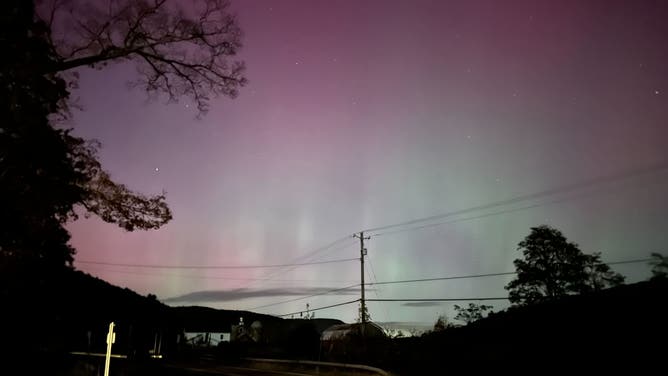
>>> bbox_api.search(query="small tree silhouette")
[454,303,493,324]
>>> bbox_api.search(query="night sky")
[66,0,668,326]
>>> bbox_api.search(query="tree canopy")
[39,0,247,114]
[1,0,245,271]
[505,225,624,305]
[453,303,492,324]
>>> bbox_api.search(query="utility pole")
[354,231,370,324]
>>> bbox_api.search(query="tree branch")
[39,0,246,115]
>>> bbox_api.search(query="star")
[655,89,660,95]
[155,168,160,172]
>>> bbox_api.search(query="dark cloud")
[164,286,361,303]
[401,302,444,307]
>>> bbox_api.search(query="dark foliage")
[3,0,248,277]
[40,0,247,114]
[385,279,668,373]
[1,0,245,360]
[453,303,493,324]
[0,0,82,270]
[505,225,624,305]
[1,0,177,274]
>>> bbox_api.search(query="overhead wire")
[258,257,654,317]
[371,198,569,237]
[75,257,358,269]
[366,258,389,323]
[364,258,654,287]
[366,271,517,286]
[607,258,655,266]
[242,238,357,290]
[73,161,664,318]
[366,298,509,302]
[371,175,668,238]
[363,162,668,234]
[267,257,654,317]
[249,283,360,311]
[239,241,361,312]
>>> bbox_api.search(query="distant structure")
[183,331,230,347]
[231,316,246,342]
[183,317,237,348]
[231,316,264,343]
[321,322,387,359]
[321,322,386,342]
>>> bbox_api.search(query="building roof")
[321,322,386,341]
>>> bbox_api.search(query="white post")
[104,322,116,376]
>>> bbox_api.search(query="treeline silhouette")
[1,267,346,373]
[382,278,668,373]
[3,264,667,374]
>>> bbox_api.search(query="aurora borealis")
[66,0,668,325]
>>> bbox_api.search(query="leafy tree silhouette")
[453,303,493,324]
[1,0,246,271]
[505,225,624,305]
[432,315,450,332]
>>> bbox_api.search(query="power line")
[363,162,668,234]
[368,257,381,285]
[75,257,358,270]
[268,257,655,316]
[242,238,357,289]
[366,272,517,286]
[276,236,355,267]
[249,283,360,311]
[371,199,566,237]
[364,258,654,287]
[276,299,361,318]
[607,258,654,266]
[366,259,390,323]
[371,173,667,237]
[366,298,509,302]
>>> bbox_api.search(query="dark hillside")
[389,279,668,372]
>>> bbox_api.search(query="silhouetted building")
[183,331,230,347]
[321,322,386,342]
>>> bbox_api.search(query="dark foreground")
[3,272,666,375]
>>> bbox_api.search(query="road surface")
[163,365,314,376]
